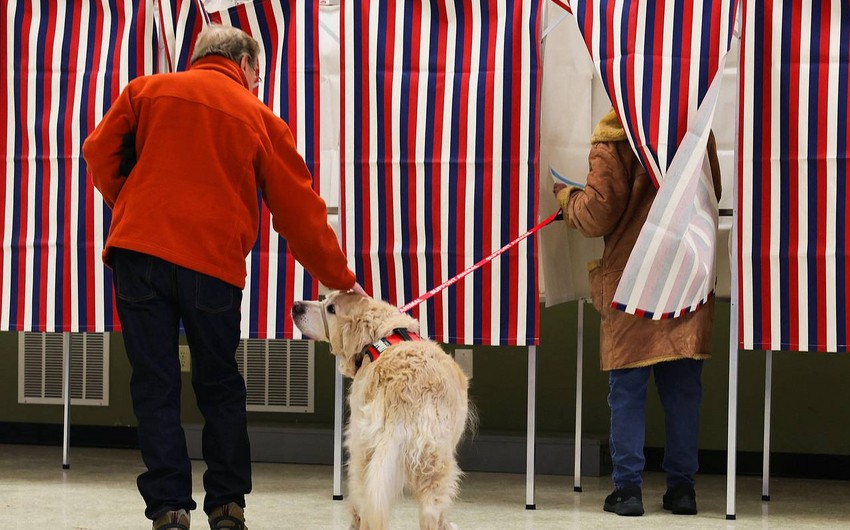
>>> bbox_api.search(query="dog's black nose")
[291,302,305,316]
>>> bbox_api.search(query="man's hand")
[553,182,567,197]
[349,282,368,297]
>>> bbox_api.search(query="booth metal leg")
[762,350,773,501]
[726,307,739,520]
[526,345,536,509]
[333,358,344,500]
[726,3,742,518]
[574,299,585,493]
[62,332,71,470]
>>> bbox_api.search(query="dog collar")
[356,328,423,369]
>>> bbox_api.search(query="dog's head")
[291,291,419,377]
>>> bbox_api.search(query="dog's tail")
[359,424,405,530]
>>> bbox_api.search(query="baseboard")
[5,421,850,480]
[0,421,606,476]
[182,424,610,477]
[454,431,609,476]
[0,421,139,449]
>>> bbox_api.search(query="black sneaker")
[603,484,644,516]
[663,484,698,515]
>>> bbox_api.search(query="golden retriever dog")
[291,291,470,530]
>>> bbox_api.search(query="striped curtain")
[1,0,158,332]
[154,0,208,72]
[568,0,738,319]
[738,0,850,352]
[341,0,543,345]
[208,0,322,339]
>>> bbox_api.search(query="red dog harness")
[356,328,423,370]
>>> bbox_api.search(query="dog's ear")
[336,310,380,357]
[328,296,419,375]
[337,353,359,378]
[334,297,401,356]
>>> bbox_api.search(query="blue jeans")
[608,359,703,490]
[112,249,251,519]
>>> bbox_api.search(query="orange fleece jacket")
[83,56,355,290]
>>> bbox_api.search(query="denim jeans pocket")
[113,250,156,302]
[195,274,235,313]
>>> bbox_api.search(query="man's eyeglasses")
[250,62,262,89]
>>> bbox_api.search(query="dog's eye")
[326,304,336,315]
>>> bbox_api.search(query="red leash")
[399,210,564,313]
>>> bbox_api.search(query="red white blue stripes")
[208,0,322,339]
[154,0,208,72]
[567,0,737,319]
[2,0,157,332]
[738,0,850,352]
[341,0,543,345]
[3,0,320,339]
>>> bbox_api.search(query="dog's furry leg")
[357,429,404,530]
[347,446,366,530]
[348,511,361,530]
[411,449,462,530]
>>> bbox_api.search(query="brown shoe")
[153,509,190,530]
[209,502,247,530]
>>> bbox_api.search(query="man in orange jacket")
[83,25,364,530]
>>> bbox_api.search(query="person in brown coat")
[554,109,721,517]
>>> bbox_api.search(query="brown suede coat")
[557,111,722,370]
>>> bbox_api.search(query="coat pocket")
[587,259,603,313]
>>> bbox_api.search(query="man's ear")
[238,55,253,81]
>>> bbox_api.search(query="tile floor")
[0,443,847,529]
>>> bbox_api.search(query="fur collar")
[591,108,628,144]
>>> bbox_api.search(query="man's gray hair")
[190,24,260,66]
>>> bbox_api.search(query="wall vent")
[18,332,109,406]
[236,339,314,413]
